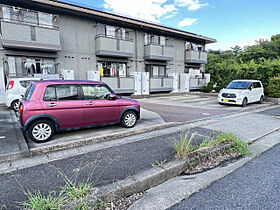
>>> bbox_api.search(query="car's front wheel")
[11,100,20,112]
[28,119,55,143]
[121,111,137,128]
[242,98,248,107]
[259,96,264,104]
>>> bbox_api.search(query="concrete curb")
[0,110,30,162]
[29,122,181,156]
[89,143,231,203]
[265,97,280,105]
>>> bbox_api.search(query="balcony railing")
[0,21,61,51]
[144,44,174,61]
[150,77,173,92]
[0,4,58,29]
[95,35,134,58]
[185,50,208,64]
[101,77,135,94]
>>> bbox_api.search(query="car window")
[82,85,111,100]
[56,85,78,101]
[20,81,30,88]
[44,86,56,101]
[255,82,262,88]
[44,85,79,101]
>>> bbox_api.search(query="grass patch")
[172,131,197,158]
[173,132,251,158]
[16,157,118,210]
[150,159,166,168]
[199,133,251,156]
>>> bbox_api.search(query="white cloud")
[103,0,177,22]
[175,0,209,11]
[178,18,198,27]
[237,36,269,48]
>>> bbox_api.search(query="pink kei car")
[19,80,140,143]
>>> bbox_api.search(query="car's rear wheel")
[28,119,55,143]
[242,98,248,107]
[259,96,264,104]
[121,111,137,128]
[11,100,20,112]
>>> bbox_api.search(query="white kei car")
[5,77,40,111]
[218,80,264,107]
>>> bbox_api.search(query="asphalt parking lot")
[138,94,267,122]
[26,94,266,150]
[0,93,271,160]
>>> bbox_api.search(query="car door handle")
[47,103,57,107]
[85,102,94,105]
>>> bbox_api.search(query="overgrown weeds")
[150,159,166,168]
[173,131,251,158]
[16,155,118,210]
[172,131,197,158]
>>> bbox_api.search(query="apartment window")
[96,23,131,40]
[97,62,127,77]
[23,10,37,25]
[7,56,56,77]
[146,65,166,78]
[1,5,54,28]
[144,34,167,46]
[186,42,204,51]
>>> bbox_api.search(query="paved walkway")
[0,106,28,161]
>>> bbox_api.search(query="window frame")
[43,84,82,102]
[80,84,115,101]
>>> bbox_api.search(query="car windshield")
[226,81,251,89]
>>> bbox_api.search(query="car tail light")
[7,81,14,90]
[20,105,24,115]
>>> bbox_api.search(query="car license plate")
[223,99,229,102]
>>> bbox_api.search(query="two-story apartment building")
[0,0,216,102]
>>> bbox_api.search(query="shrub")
[267,77,280,98]
[201,81,214,93]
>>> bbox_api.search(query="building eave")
[26,0,216,44]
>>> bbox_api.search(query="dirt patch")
[95,192,144,210]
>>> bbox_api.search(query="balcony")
[0,21,61,52]
[189,78,208,90]
[185,50,208,64]
[150,77,173,92]
[95,35,134,58]
[144,44,174,61]
[101,77,135,94]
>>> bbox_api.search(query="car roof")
[233,79,261,83]
[32,80,105,85]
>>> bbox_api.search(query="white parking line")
[0,136,5,139]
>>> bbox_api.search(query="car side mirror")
[109,94,117,100]
[249,86,252,91]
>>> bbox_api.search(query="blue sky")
[61,0,280,50]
